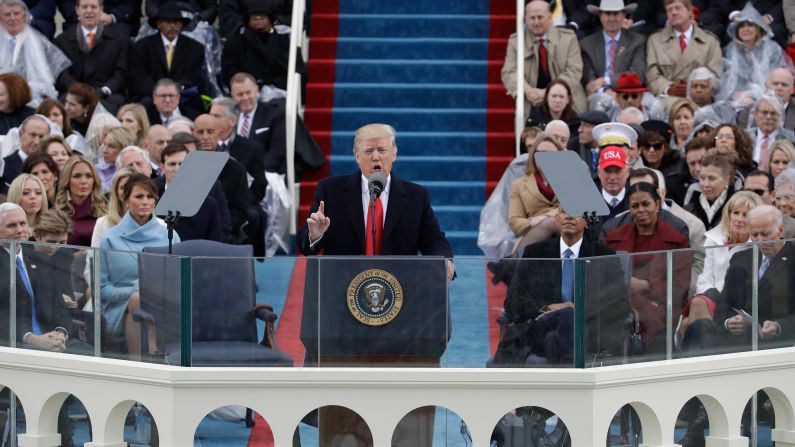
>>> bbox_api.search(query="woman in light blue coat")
[99,174,177,359]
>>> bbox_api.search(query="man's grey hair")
[0,202,23,219]
[775,168,795,192]
[116,145,151,170]
[210,97,240,119]
[650,168,667,190]
[617,107,645,124]
[546,119,570,136]
[153,78,181,95]
[768,68,794,86]
[687,67,720,91]
[166,116,194,131]
[751,93,785,124]
[20,114,50,134]
[746,204,783,227]
[76,0,104,6]
[0,0,28,13]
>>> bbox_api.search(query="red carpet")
[486,1,518,197]
[486,268,507,356]
[276,257,307,366]
[247,413,275,446]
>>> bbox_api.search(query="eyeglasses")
[641,143,664,151]
[620,93,640,100]
[757,110,780,117]
[776,194,795,202]
[745,188,768,197]
[715,134,735,141]
[154,93,178,100]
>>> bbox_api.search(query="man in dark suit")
[580,0,646,96]
[567,110,609,174]
[54,0,129,113]
[718,205,795,345]
[193,114,251,243]
[57,0,137,38]
[154,142,224,242]
[145,78,202,127]
[1,115,49,194]
[299,123,455,278]
[228,72,288,175]
[209,96,269,256]
[503,208,631,364]
[128,3,207,102]
[209,96,268,204]
[0,203,91,354]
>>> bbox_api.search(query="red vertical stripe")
[275,256,307,365]
[301,0,340,223]
[486,1,518,197]
[486,0,517,355]
[247,413,275,447]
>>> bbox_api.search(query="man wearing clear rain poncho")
[718,2,794,110]
[0,0,70,106]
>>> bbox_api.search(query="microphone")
[368,172,387,198]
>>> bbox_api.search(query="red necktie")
[679,34,687,53]
[365,197,383,255]
[538,38,549,77]
[87,31,94,48]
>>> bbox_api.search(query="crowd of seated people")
[490,0,795,374]
[0,0,793,365]
[0,0,313,365]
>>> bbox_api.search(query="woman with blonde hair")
[668,98,697,153]
[90,167,138,247]
[116,103,150,146]
[508,132,563,253]
[678,191,764,349]
[7,174,47,236]
[767,140,795,178]
[55,155,108,246]
[97,126,137,193]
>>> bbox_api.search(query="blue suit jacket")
[298,172,452,257]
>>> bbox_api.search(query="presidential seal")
[346,269,403,326]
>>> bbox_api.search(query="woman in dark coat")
[604,182,691,353]
[0,73,34,136]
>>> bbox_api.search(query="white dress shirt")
[360,174,390,228]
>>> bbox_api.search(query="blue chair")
[136,240,292,367]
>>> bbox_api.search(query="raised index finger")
[318,200,325,216]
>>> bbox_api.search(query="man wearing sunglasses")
[745,169,795,238]
[609,72,665,122]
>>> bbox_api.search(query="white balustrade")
[1,346,794,445]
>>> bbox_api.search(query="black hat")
[640,120,673,139]
[627,123,644,139]
[148,4,193,29]
[577,110,610,126]
[244,0,277,21]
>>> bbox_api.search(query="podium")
[301,256,449,445]
[301,256,450,366]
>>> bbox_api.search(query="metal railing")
[515,0,525,157]
[285,0,307,238]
